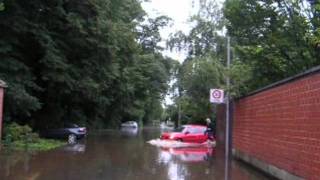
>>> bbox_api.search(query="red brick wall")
[0,88,3,140]
[233,73,320,179]
[216,104,226,147]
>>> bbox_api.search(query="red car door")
[181,126,209,143]
[185,128,200,143]
[197,127,208,143]
[192,128,203,143]
[182,127,196,142]
[189,127,208,143]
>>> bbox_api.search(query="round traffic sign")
[212,90,222,98]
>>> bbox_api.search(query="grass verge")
[5,139,66,151]
[2,123,67,151]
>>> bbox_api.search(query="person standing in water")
[205,118,215,141]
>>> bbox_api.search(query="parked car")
[121,121,138,128]
[160,125,210,143]
[41,123,87,143]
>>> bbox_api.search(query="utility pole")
[0,81,6,143]
[224,36,231,180]
[178,101,181,127]
[226,37,231,157]
[177,67,182,128]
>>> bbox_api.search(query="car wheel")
[68,134,77,144]
[177,138,183,142]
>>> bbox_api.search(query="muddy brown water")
[0,128,274,180]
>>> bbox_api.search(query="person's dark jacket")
[205,122,215,140]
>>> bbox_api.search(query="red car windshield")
[175,126,206,134]
[173,126,185,132]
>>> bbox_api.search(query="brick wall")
[0,88,3,140]
[233,72,320,179]
[216,104,226,147]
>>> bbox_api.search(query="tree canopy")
[224,0,320,90]
[1,0,319,129]
[0,0,176,128]
[166,0,319,126]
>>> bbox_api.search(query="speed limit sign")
[210,89,224,104]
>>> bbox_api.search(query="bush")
[3,123,40,143]
[2,122,65,151]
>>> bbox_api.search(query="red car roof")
[183,124,207,128]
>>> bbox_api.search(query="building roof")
[0,80,7,88]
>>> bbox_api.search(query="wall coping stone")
[240,65,320,99]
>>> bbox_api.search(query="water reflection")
[157,146,215,180]
[167,162,188,180]
[0,150,37,179]
[224,151,232,180]
[120,127,139,137]
[62,143,86,153]
[0,129,274,180]
[160,147,214,163]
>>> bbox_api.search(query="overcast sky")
[141,0,198,62]
[141,0,224,105]
[141,0,199,105]
[141,0,224,63]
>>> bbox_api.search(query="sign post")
[209,37,232,180]
[224,36,232,180]
[210,89,224,104]
[0,80,6,142]
[0,88,3,141]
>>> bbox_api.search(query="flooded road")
[0,128,273,180]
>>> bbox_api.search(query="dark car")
[42,123,87,143]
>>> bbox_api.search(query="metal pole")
[225,36,231,160]
[177,75,182,127]
[178,100,181,127]
[0,87,4,142]
[224,36,231,180]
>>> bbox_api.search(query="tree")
[167,0,227,125]
[0,0,175,129]
[224,0,320,90]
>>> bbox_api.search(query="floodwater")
[0,128,274,180]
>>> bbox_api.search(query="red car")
[160,125,210,143]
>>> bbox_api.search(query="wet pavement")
[0,128,274,180]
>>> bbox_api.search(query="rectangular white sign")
[210,89,224,104]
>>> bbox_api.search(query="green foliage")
[224,0,320,90]
[168,0,225,59]
[11,139,65,151]
[0,2,4,11]
[0,0,175,128]
[228,60,253,97]
[167,0,226,125]
[138,16,172,52]
[3,123,36,142]
[178,56,225,122]
[2,122,65,151]
[167,0,319,125]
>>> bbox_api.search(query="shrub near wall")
[3,123,65,151]
[233,69,320,179]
